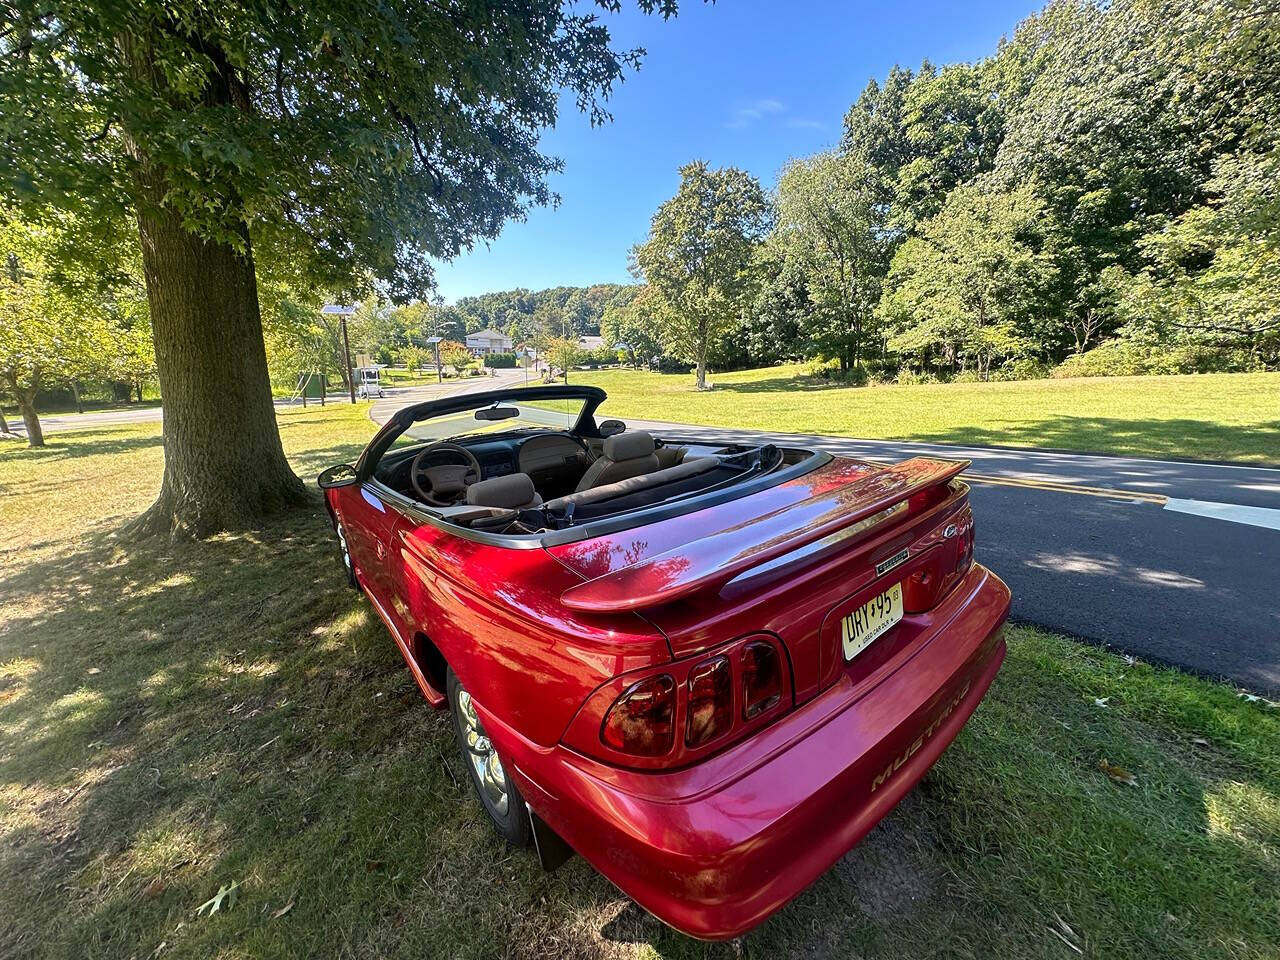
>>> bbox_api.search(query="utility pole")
[341,317,355,403]
[322,304,358,403]
[426,336,443,385]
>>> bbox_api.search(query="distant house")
[465,328,514,355]
[578,335,606,351]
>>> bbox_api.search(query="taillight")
[685,656,731,747]
[741,640,781,719]
[959,517,975,572]
[601,674,675,756]
[568,634,792,768]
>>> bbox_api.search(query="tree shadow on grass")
[3,509,1278,958]
[710,371,854,395]
[0,431,165,464]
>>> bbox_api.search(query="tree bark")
[70,379,84,414]
[17,391,42,447]
[695,315,709,391]
[3,371,43,447]
[130,192,308,538]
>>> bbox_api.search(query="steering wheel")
[410,442,483,506]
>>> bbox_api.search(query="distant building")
[578,335,606,351]
[465,328,514,355]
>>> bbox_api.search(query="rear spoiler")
[560,457,970,613]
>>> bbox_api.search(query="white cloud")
[725,98,786,129]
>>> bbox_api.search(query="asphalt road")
[3,369,526,436]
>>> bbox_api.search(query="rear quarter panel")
[393,519,670,746]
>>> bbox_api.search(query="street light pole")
[341,316,356,403]
[324,304,359,404]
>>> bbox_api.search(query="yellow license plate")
[841,582,904,661]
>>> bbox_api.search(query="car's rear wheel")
[447,668,531,847]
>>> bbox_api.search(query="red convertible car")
[319,385,1010,940]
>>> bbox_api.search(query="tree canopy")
[633,161,771,389]
[0,0,685,534]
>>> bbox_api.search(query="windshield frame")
[356,384,607,482]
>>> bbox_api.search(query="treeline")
[262,283,635,378]
[622,0,1279,384]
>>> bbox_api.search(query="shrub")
[894,367,939,385]
[805,357,841,380]
[990,358,1052,381]
[483,352,518,368]
[1052,341,1251,378]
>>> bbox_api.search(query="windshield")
[390,395,589,446]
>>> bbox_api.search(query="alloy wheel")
[457,688,509,817]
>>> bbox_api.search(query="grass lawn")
[568,366,1280,464]
[2,408,1278,959]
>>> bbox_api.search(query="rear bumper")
[488,564,1010,941]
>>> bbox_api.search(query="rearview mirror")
[599,419,626,438]
[476,405,520,421]
[317,463,358,489]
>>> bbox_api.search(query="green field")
[568,367,1280,463]
[2,409,1278,959]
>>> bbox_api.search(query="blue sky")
[430,0,1041,302]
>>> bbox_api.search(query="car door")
[333,482,403,609]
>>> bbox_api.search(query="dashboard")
[377,431,590,500]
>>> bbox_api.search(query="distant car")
[318,385,1010,940]
[355,366,386,399]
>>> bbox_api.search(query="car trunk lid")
[546,456,974,703]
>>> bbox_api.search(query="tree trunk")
[130,194,308,538]
[135,379,144,403]
[18,391,42,447]
[3,371,43,447]
[71,379,84,414]
[695,315,709,391]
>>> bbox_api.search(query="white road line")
[1163,498,1280,532]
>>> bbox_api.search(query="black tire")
[334,520,358,589]
[447,668,531,847]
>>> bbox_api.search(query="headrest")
[603,430,656,461]
[465,473,537,509]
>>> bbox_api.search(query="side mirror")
[317,463,359,489]
[599,419,626,438]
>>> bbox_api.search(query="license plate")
[841,582,904,661]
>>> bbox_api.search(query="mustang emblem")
[875,547,910,577]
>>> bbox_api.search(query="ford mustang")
[318,384,1010,940]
